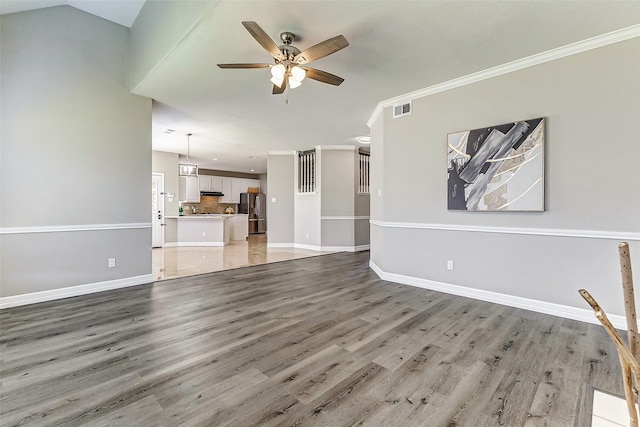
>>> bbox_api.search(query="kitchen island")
[165,215,231,247]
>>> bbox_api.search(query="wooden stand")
[579,242,638,427]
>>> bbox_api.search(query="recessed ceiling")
[3,1,640,175]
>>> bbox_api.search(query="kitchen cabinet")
[229,214,248,241]
[220,177,235,203]
[231,178,248,202]
[179,176,200,203]
[215,177,260,204]
[199,175,223,193]
[199,175,212,192]
[211,176,223,192]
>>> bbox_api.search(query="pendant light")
[178,133,198,176]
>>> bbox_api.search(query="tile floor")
[152,234,337,281]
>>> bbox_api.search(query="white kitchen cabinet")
[232,178,248,202]
[220,177,235,203]
[229,214,248,241]
[199,175,212,192]
[179,176,200,203]
[210,176,223,192]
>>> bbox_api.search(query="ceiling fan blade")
[217,63,272,69]
[242,21,283,60]
[294,35,349,64]
[272,83,286,95]
[301,67,345,86]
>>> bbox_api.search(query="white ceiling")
[0,0,145,27]
[3,1,640,174]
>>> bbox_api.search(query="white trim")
[323,244,370,252]
[296,192,317,196]
[162,242,225,247]
[369,261,625,330]
[321,216,370,221]
[316,145,357,151]
[152,172,165,248]
[267,150,296,156]
[266,243,370,252]
[266,243,295,248]
[369,220,640,241]
[367,24,640,127]
[0,274,154,309]
[0,223,152,235]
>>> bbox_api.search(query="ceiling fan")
[218,21,349,95]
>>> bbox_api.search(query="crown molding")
[367,24,640,128]
[316,145,357,151]
[267,150,296,156]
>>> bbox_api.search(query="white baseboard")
[0,274,154,309]
[266,243,294,248]
[321,244,370,252]
[163,242,225,247]
[369,261,625,330]
[267,243,370,252]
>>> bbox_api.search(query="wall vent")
[393,101,412,118]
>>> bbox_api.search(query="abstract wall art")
[447,118,545,211]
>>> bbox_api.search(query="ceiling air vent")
[393,101,412,118]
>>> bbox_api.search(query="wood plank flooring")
[0,252,621,426]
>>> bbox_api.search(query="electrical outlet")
[306,233,309,239]
[108,258,116,268]
[447,260,454,270]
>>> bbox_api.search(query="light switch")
[271,197,277,203]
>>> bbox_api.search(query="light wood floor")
[1,252,621,426]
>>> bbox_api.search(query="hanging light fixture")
[178,133,198,176]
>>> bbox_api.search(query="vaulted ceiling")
[3,1,640,174]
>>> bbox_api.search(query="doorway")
[152,173,164,248]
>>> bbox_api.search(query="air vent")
[393,101,412,118]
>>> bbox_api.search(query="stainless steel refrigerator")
[239,193,266,234]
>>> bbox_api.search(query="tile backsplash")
[182,196,237,214]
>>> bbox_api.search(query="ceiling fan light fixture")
[290,65,306,82]
[288,76,302,89]
[270,75,285,87]
[271,63,286,78]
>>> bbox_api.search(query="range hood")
[200,191,224,197]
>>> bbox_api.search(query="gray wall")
[266,153,295,244]
[370,37,640,318]
[320,148,355,248]
[1,6,152,298]
[319,147,371,249]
